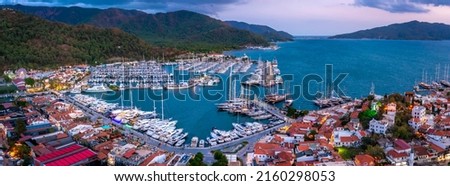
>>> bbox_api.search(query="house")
[253,143,290,164]
[368,119,390,135]
[385,103,396,124]
[331,128,363,147]
[354,154,375,166]
[412,106,426,120]
[386,139,412,166]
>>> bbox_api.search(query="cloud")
[2,0,246,14]
[354,0,450,13]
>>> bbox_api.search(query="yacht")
[175,139,185,147]
[83,85,113,93]
[190,136,199,147]
[199,140,205,148]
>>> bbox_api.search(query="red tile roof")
[387,149,408,159]
[354,154,375,166]
[394,139,411,151]
[45,149,96,166]
[123,149,136,159]
[35,144,96,166]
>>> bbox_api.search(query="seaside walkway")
[61,94,293,163]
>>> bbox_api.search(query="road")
[62,95,292,164]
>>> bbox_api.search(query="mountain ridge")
[1,4,275,51]
[225,21,294,42]
[330,20,450,40]
[0,9,175,70]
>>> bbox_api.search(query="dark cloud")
[354,0,450,13]
[2,0,245,14]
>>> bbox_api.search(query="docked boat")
[284,99,294,107]
[252,114,272,120]
[265,94,287,104]
[83,85,113,93]
[199,139,205,148]
[419,82,432,89]
[190,136,199,147]
[440,80,450,87]
[175,139,185,147]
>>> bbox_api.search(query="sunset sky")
[3,0,450,35]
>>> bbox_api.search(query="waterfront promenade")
[61,94,292,163]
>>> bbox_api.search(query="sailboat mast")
[161,96,164,120]
[229,65,233,100]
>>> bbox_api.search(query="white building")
[331,128,363,147]
[412,106,426,120]
[385,103,396,124]
[369,119,389,135]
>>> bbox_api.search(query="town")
[1,63,450,166]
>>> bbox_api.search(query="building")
[386,139,412,166]
[331,128,363,147]
[354,154,375,166]
[412,106,426,120]
[34,144,97,166]
[369,119,389,135]
[385,103,396,124]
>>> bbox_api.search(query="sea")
[85,38,450,140]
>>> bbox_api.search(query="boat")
[190,136,199,147]
[199,140,205,148]
[284,99,294,107]
[175,139,185,147]
[440,80,450,87]
[70,87,81,94]
[83,85,113,93]
[252,114,272,120]
[265,94,287,104]
[419,82,432,89]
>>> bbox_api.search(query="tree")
[188,152,207,166]
[391,125,414,141]
[3,75,11,83]
[365,145,385,160]
[16,144,32,166]
[212,151,228,166]
[14,119,27,136]
[24,77,35,87]
[305,130,317,141]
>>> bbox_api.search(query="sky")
[2,0,450,35]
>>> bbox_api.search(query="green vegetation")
[359,109,377,129]
[336,147,363,160]
[0,85,17,94]
[0,10,172,70]
[304,130,317,141]
[24,77,35,86]
[331,20,450,40]
[225,21,294,41]
[365,145,385,160]
[2,75,11,83]
[4,5,270,52]
[188,152,207,166]
[212,151,228,166]
[14,119,27,136]
[286,107,309,119]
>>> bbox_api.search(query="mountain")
[225,21,293,42]
[2,5,269,52]
[0,9,175,70]
[330,21,450,40]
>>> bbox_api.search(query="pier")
[60,94,293,163]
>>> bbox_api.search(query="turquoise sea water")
[88,39,450,140]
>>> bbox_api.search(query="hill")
[2,5,269,52]
[0,9,175,70]
[330,21,450,40]
[225,21,293,42]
